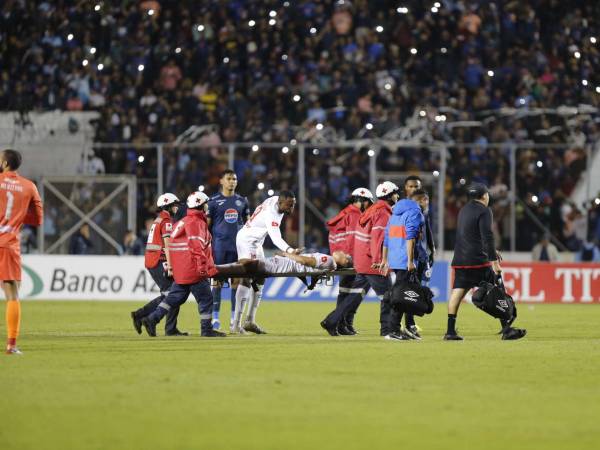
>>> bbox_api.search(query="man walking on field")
[0,149,43,355]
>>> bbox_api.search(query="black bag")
[471,274,517,324]
[390,272,434,316]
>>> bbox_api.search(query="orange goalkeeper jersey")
[0,171,43,250]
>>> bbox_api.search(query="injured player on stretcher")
[216,250,352,278]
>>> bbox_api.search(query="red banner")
[501,263,600,303]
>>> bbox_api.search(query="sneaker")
[337,324,356,336]
[243,321,267,334]
[346,324,358,335]
[320,320,339,336]
[141,317,157,337]
[502,327,527,340]
[384,333,411,341]
[5,347,23,355]
[404,325,422,340]
[131,312,142,335]
[165,329,189,336]
[211,318,221,330]
[443,332,464,341]
[202,329,227,337]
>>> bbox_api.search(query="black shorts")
[452,266,495,290]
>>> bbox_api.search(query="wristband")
[286,247,294,254]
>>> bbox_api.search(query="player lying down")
[216,250,352,278]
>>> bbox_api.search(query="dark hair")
[2,149,22,170]
[220,169,236,178]
[410,189,429,199]
[279,190,296,199]
[404,175,422,186]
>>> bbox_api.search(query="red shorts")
[0,247,21,281]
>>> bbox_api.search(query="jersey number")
[246,204,264,226]
[3,191,14,220]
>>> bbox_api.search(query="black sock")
[500,319,509,331]
[447,314,457,334]
[405,314,415,328]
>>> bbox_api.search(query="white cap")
[375,181,399,198]
[186,191,210,208]
[351,187,374,200]
[156,193,179,208]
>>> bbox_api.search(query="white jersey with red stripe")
[264,253,336,274]
[236,196,291,260]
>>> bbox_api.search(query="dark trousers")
[323,273,391,335]
[133,264,180,334]
[149,279,214,333]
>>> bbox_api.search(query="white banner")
[22,255,158,300]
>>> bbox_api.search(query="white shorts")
[236,238,265,261]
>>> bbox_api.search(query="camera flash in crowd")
[419,110,427,117]
[316,123,324,130]
[223,57,230,63]
[94,4,101,12]
[198,185,205,192]
[269,10,277,18]
[252,144,259,152]
[536,161,543,168]
[582,79,588,86]
[290,139,297,145]
[376,26,384,33]
[67,33,74,41]
[137,155,145,163]
[267,189,275,196]
[248,20,256,27]
[197,25,205,32]
[487,70,494,77]
[531,195,539,203]
[397,7,409,14]
[365,123,373,130]
[431,7,439,13]
[148,9,154,16]
[434,2,441,7]
[281,54,288,61]
[175,47,181,54]
[269,19,276,26]
[82,59,89,67]
[591,37,597,44]
[257,182,265,190]
[90,47,97,55]
[97,63,104,71]
[441,47,447,53]
[281,146,289,154]
[574,51,581,59]
[293,94,301,102]
[459,178,466,185]
[312,149,320,155]
[138,64,144,72]
[433,170,440,177]
[410,48,418,55]
[384,83,392,90]
[595,198,600,205]
[310,27,317,34]
[367,149,375,157]
[596,86,600,94]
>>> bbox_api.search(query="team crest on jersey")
[235,199,243,206]
[321,256,328,263]
[224,208,239,223]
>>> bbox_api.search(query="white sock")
[233,285,251,329]
[247,285,263,323]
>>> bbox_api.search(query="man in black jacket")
[445,183,526,341]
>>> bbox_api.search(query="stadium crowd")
[2,0,600,253]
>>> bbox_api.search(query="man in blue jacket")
[381,189,430,339]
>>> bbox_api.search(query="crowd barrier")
[20,256,600,303]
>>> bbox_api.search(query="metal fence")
[53,140,596,255]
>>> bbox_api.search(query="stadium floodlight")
[591,37,597,44]
[376,25,384,33]
[175,47,181,54]
[365,123,373,130]
[419,110,427,117]
[252,144,259,152]
[94,4,101,12]
[148,9,154,16]
[397,7,409,14]
[82,59,89,67]
[138,155,145,163]
[197,24,205,32]
[574,51,581,59]
[138,64,144,71]
[269,19,276,26]
[312,148,320,155]
[257,182,265,190]
[248,20,256,27]
[367,149,375,157]
[316,123,324,130]
[267,189,275,196]
[97,63,104,71]
[531,195,539,203]
[67,33,74,41]
[410,48,418,55]
[269,10,277,18]
[310,27,317,34]
[441,47,447,53]
[433,170,440,177]
[90,47,97,54]
[293,94,301,102]
[582,79,588,86]
[536,160,543,168]
[282,146,289,154]
[487,70,494,77]
[431,7,438,13]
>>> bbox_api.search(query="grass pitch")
[1,300,599,450]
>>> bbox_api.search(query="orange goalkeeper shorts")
[0,247,21,281]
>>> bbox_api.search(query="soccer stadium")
[1,1,599,449]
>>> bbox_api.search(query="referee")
[445,183,526,341]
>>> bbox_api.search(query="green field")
[1,300,599,450]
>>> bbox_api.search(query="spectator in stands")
[531,234,559,262]
[575,240,600,262]
[122,229,144,255]
[69,224,93,255]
